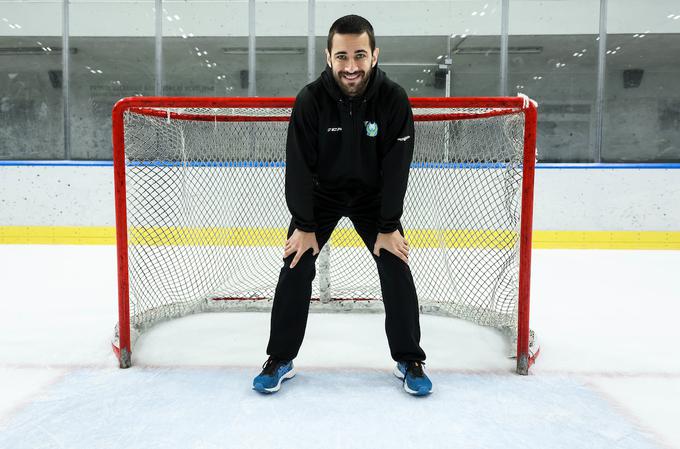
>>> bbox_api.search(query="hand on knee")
[284,229,320,268]
[373,230,409,264]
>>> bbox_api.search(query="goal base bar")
[113,297,539,374]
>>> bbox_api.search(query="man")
[252,15,432,396]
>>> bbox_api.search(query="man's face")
[326,32,379,97]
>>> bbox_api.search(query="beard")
[333,65,373,97]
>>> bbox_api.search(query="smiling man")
[252,15,432,396]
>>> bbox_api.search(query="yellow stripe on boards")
[328,228,519,249]
[1,226,679,250]
[0,226,116,245]
[532,230,680,250]
[127,226,288,247]
[115,226,519,249]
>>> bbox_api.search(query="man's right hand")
[283,229,320,269]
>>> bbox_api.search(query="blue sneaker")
[252,358,296,393]
[394,361,432,396]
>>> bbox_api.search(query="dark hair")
[327,15,375,53]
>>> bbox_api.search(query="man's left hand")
[373,230,409,264]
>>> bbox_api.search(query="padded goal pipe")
[517,102,538,375]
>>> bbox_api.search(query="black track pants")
[266,197,426,363]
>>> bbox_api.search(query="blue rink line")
[2,160,680,169]
[0,368,664,449]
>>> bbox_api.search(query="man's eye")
[357,54,365,59]
[336,55,346,60]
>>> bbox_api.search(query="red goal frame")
[112,96,538,374]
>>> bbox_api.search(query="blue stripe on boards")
[536,163,680,169]
[0,160,114,167]
[2,161,680,169]
[125,160,286,168]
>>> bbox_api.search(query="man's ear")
[372,47,380,67]
[325,49,332,68]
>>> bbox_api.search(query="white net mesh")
[118,103,528,341]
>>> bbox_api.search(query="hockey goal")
[112,96,539,374]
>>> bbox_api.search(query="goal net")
[112,96,538,373]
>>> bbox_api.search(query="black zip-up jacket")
[285,64,415,234]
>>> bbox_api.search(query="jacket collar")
[321,63,384,103]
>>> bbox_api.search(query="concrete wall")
[2,0,679,161]
[3,0,679,38]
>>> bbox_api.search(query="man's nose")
[346,58,358,72]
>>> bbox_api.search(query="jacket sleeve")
[378,88,415,233]
[285,90,318,232]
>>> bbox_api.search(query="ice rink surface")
[0,245,678,448]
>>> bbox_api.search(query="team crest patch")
[364,121,378,137]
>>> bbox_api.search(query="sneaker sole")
[253,368,296,394]
[393,366,432,396]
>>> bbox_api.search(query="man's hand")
[284,229,320,268]
[373,230,409,264]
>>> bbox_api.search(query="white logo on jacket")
[327,127,342,132]
[397,135,411,142]
[364,121,379,137]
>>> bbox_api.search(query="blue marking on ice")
[0,368,663,449]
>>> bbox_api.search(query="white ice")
[0,245,678,448]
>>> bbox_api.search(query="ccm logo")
[327,127,342,132]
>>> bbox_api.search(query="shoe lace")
[406,361,425,378]
[261,357,281,375]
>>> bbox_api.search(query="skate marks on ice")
[0,368,665,449]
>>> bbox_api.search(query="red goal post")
[112,96,538,374]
